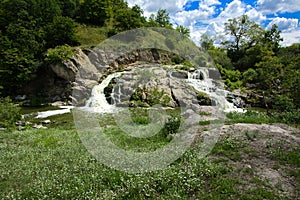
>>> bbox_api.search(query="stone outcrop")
[40,48,178,104]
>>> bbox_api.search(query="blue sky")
[125,0,300,46]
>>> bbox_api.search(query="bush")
[171,55,184,64]
[273,111,300,125]
[242,68,258,82]
[45,44,74,63]
[273,95,295,112]
[0,97,21,129]
[163,114,181,135]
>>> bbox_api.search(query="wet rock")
[170,71,188,79]
[15,95,27,101]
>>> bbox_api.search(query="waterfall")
[111,84,122,106]
[187,68,244,113]
[83,67,244,114]
[84,72,122,113]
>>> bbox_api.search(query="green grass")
[0,127,227,199]
[270,147,300,167]
[210,135,244,162]
[226,110,300,126]
[0,108,298,199]
[75,24,107,47]
[226,110,273,124]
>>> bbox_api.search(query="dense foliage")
[0,0,178,96]
[204,15,299,117]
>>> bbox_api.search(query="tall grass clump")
[0,97,21,130]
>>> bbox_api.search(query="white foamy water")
[35,106,74,118]
[84,72,122,113]
[83,67,244,114]
[187,68,244,113]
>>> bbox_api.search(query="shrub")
[45,44,74,63]
[273,95,295,112]
[0,97,21,129]
[171,55,184,64]
[163,114,181,135]
[226,110,271,124]
[242,68,258,82]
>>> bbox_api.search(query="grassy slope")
[0,111,299,199]
[75,24,107,48]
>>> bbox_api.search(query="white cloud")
[125,0,189,17]
[245,8,266,23]
[267,17,299,32]
[280,29,300,46]
[174,0,220,27]
[124,0,300,46]
[217,0,246,19]
[257,0,300,14]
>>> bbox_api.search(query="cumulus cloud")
[257,0,300,14]
[217,0,246,19]
[245,8,266,23]
[125,0,300,46]
[174,0,221,27]
[280,29,300,46]
[125,0,189,17]
[267,17,299,32]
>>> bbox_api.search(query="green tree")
[208,47,233,69]
[263,24,283,53]
[58,0,80,18]
[113,5,145,32]
[155,9,172,28]
[79,0,109,26]
[45,16,79,48]
[176,25,190,37]
[146,14,159,27]
[200,34,214,50]
[223,15,264,66]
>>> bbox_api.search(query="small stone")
[33,124,47,129]
[42,120,51,124]
[51,101,65,107]
[245,164,252,169]
[15,121,26,126]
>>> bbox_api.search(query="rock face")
[22,47,246,109]
[23,48,178,104]
[105,65,202,109]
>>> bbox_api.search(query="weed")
[244,130,258,141]
[270,147,300,167]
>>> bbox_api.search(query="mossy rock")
[196,92,212,105]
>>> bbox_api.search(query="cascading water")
[84,66,244,114]
[84,72,122,113]
[187,68,244,113]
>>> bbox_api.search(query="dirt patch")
[204,123,300,199]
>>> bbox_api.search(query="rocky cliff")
[21,48,178,104]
